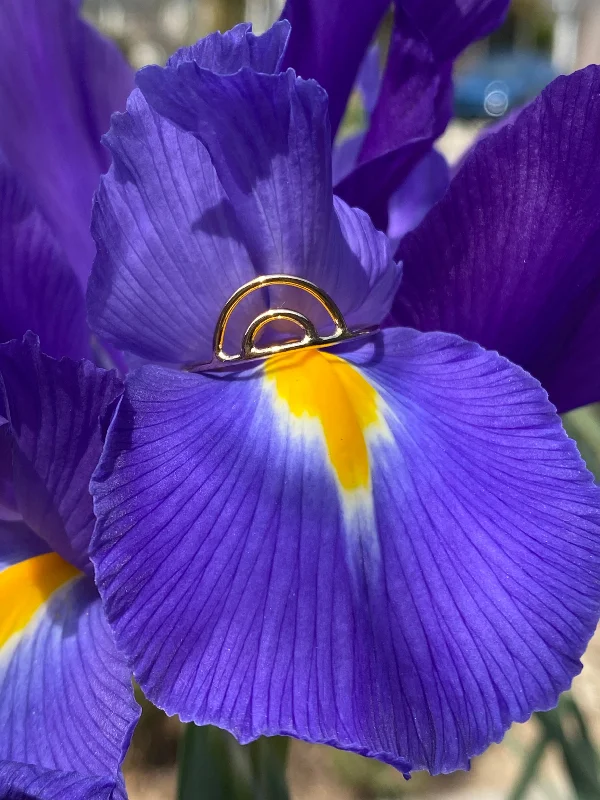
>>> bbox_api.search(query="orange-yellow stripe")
[0,553,81,649]
[265,349,381,490]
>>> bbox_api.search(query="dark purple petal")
[0,534,138,800]
[332,132,365,186]
[0,0,133,285]
[91,329,600,773]
[392,66,600,413]
[400,0,510,62]
[387,150,449,247]
[0,335,122,571]
[280,0,389,136]
[168,20,290,72]
[335,10,453,230]
[0,162,89,360]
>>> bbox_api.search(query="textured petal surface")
[137,66,333,278]
[88,87,257,366]
[393,67,600,413]
[0,162,89,360]
[91,329,600,773]
[136,63,400,328]
[0,0,133,285]
[0,336,122,571]
[0,763,117,800]
[0,528,138,799]
[280,0,389,136]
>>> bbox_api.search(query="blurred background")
[81,0,600,797]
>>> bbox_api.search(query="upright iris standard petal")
[136,61,401,326]
[91,34,400,366]
[392,66,600,414]
[88,87,258,366]
[0,163,89,360]
[0,522,137,800]
[0,335,122,572]
[335,10,453,230]
[91,328,600,774]
[280,0,389,136]
[0,0,133,285]
[167,20,290,72]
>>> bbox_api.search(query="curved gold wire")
[242,309,318,358]
[188,274,377,372]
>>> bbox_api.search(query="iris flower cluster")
[1,0,600,797]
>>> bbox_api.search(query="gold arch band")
[188,274,378,372]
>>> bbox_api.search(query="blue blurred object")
[454,51,558,118]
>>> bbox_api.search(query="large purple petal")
[392,66,600,414]
[0,0,133,285]
[0,530,138,800]
[0,162,89,360]
[136,62,401,331]
[280,0,389,136]
[0,335,122,571]
[90,328,600,773]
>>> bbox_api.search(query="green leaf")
[177,725,289,800]
[508,734,549,800]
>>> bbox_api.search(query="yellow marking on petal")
[265,349,382,490]
[0,553,80,649]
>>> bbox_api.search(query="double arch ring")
[188,274,378,372]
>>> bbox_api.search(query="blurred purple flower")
[0,0,133,357]
[87,23,600,775]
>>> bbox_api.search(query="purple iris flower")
[88,22,600,775]
[0,0,133,358]
[0,336,138,799]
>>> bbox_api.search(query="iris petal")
[393,66,600,413]
[89,87,257,366]
[91,40,400,364]
[0,163,89,360]
[0,336,121,571]
[91,328,600,773]
[0,522,138,800]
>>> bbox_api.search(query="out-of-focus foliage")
[178,725,289,800]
